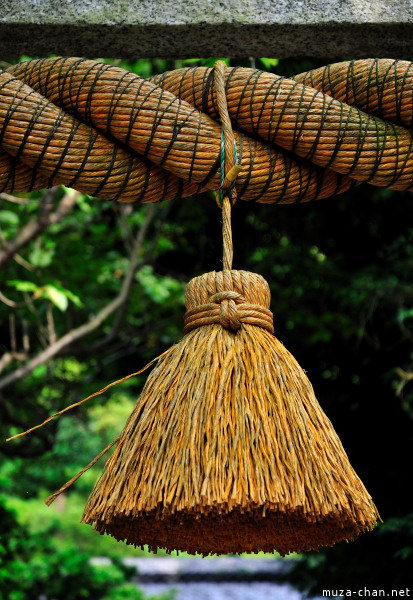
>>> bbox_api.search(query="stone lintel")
[1,1,413,58]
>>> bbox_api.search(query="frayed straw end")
[81,324,379,555]
[83,506,379,557]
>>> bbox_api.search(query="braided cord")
[213,60,242,271]
[183,270,275,334]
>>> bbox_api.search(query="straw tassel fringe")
[81,269,379,556]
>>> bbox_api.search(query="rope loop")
[213,59,243,271]
[209,290,246,304]
[213,60,241,209]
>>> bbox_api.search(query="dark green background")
[0,56,412,597]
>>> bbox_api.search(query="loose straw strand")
[6,349,170,442]
[45,436,120,506]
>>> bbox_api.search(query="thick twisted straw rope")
[1,57,412,204]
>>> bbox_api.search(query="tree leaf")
[43,285,68,311]
[260,58,279,70]
[0,210,19,226]
[29,246,55,268]
[61,289,83,308]
[7,280,40,293]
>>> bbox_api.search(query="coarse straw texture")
[2,57,413,203]
[1,58,353,205]
[151,61,413,191]
[82,270,379,556]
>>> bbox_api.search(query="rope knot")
[183,272,274,336]
[209,291,246,330]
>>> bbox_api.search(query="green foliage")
[0,210,19,227]
[7,280,82,311]
[0,497,152,600]
[259,58,279,70]
[101,584,175,600]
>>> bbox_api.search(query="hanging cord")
[213,60,242,271]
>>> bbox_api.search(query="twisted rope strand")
[293,59,413,128]
[0,71,201,202]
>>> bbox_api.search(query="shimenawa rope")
[1,57,413,206]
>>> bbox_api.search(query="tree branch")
[0,192,38,206]
[0,187,80,269]
[67,202,166,355]
[0,203,158,392]
[0,291,19,307]
[102,202,167,341]
[0,351,27,375]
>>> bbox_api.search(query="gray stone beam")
[1,0,413,59]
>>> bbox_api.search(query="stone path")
[91,556,325,599]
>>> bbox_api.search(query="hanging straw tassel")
[81,268,379,556]
[81,59,379,556]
